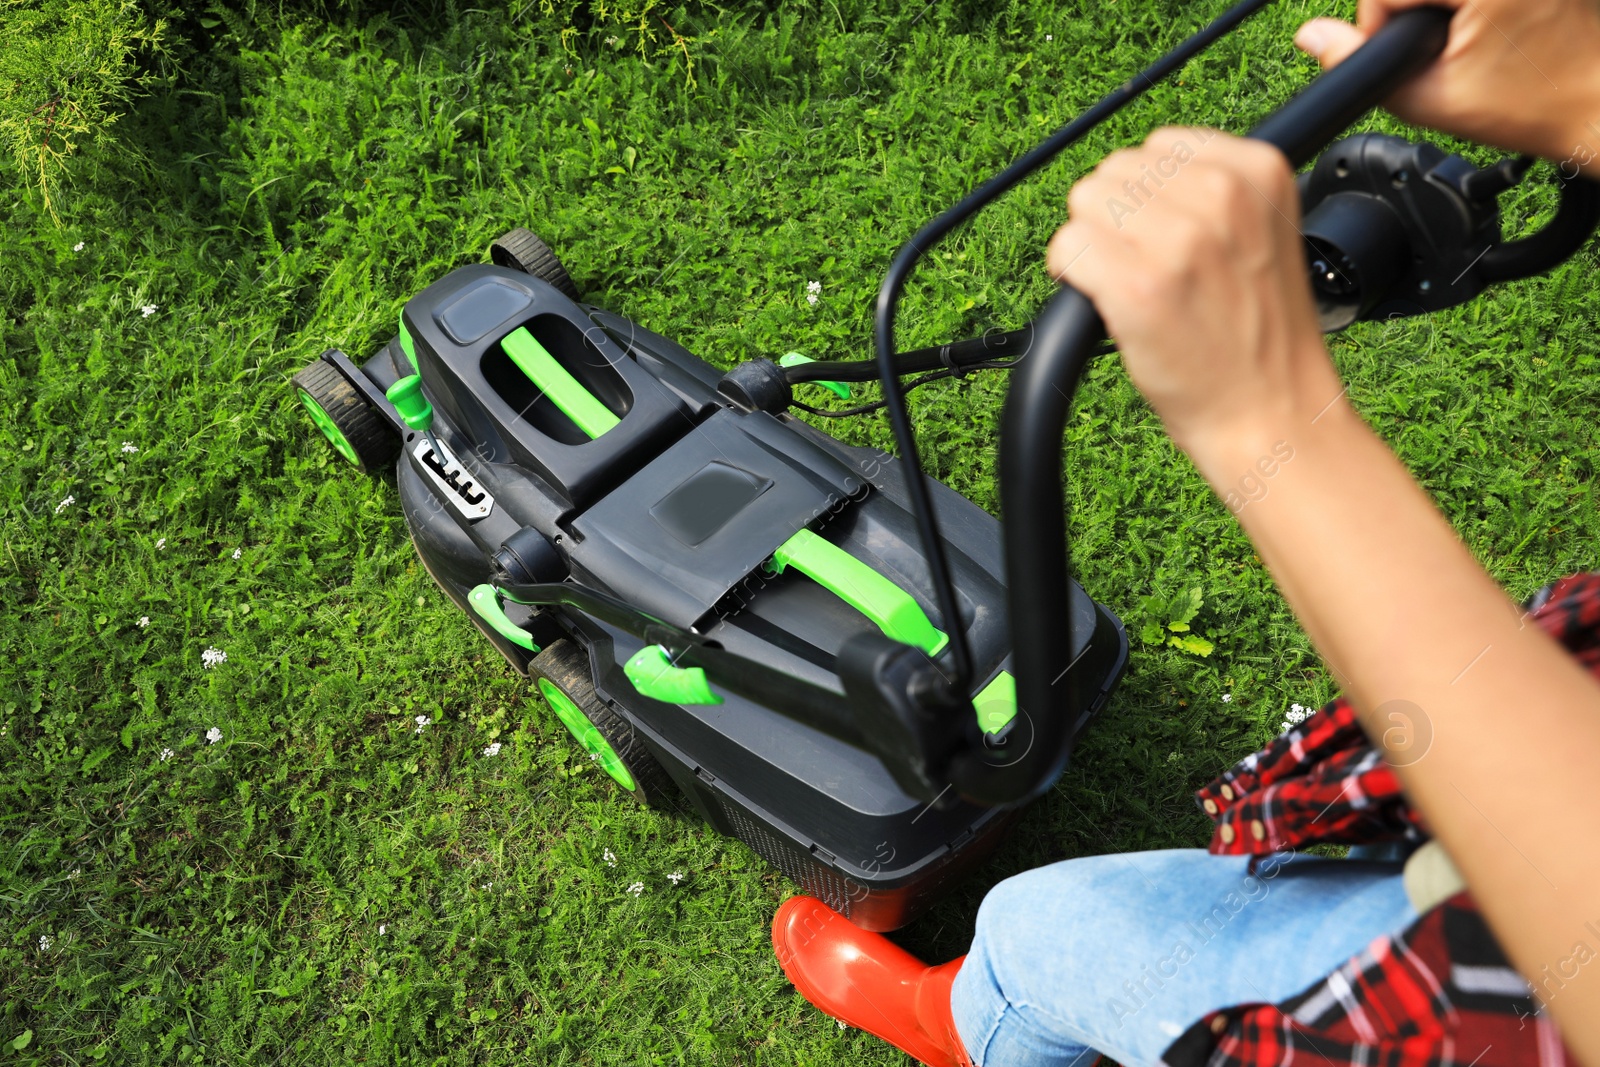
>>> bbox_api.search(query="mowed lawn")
[4,0,1598,1062]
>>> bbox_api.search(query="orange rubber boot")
[772,896,974,1067]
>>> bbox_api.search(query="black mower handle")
[1249,8,1451,169]
[971,8,1455,806]
[1479,176,1600,283]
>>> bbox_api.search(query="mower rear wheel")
[292,359,400,473]
[489,227,580,301]
[530,639,672,808]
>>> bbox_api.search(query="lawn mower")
[293,0,1599,931]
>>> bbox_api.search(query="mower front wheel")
[292,359,400,473]
[531,640,672,808]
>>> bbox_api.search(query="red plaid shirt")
[1161,573,1600,1067]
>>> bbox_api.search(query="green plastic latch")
[501,327,621,439]
[973,670,1018,734]
[766,529,948,656]
[623,645,722,705]
[778,351,850,400]
[467,584,539,651]
[386,374,434,432]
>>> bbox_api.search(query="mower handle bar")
[1480,175,1600,283]
[966,7,1457,805]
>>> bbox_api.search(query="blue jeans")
[950,849,1417,1067]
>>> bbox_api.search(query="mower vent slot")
[723,805,858,916]
[482,314,632,445]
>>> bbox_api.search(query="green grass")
[4,1,1599,1062]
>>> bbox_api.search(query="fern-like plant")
[0,0,164,222]
[515,0,705,86]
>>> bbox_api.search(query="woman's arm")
[1044,9,1600,1042]
[1199,371,1600,1056]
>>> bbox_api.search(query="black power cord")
[789,359,1020,418]
[788,339,1119,418]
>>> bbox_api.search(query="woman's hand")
[1044,128,1344,480]
[1296,0,1600,172]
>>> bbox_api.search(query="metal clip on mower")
[293,1,1598,930]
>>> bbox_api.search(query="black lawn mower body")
[304,261,1127,931]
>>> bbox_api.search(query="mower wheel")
[530,639,672,808]
[489,227,580,301]
[292,359,400,473]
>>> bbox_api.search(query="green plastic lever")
[766,529,948,656]
[623,645,722,705]
[778,351,850,400]
[467,584,539,652]
[501,327,620,439]
[386,374,434,432]
[973,670,1018,734]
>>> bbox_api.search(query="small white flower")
[667,871,685,885]
[805,280,821,306]
[121,441,138,454]
[69,868,81,879]
[482,742,502,757]
[155,537,167,549]
[205,726,223,744]
[1046,34,1054,41]
[481,882,493,890]
[54,494,75,514]
[378,924,387,935]
[626,881,644,896]
[201,646,227,669]
[1221,693,1232,703]
[231,548,242,560]
[38,935,52,952]
[140,304,158,318]
[73,241,85,251]
[603,848,617,868]
[837,1019,848,1030]
[138,616,150,628]
[605,34,620,46]
[414,714,432,734]
[159,747,175,761]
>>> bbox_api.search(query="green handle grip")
[766,529,948,656]
[623,645,722,705]
[468,584,539,652]
[501,327,620,439]
[386,374,434,432]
